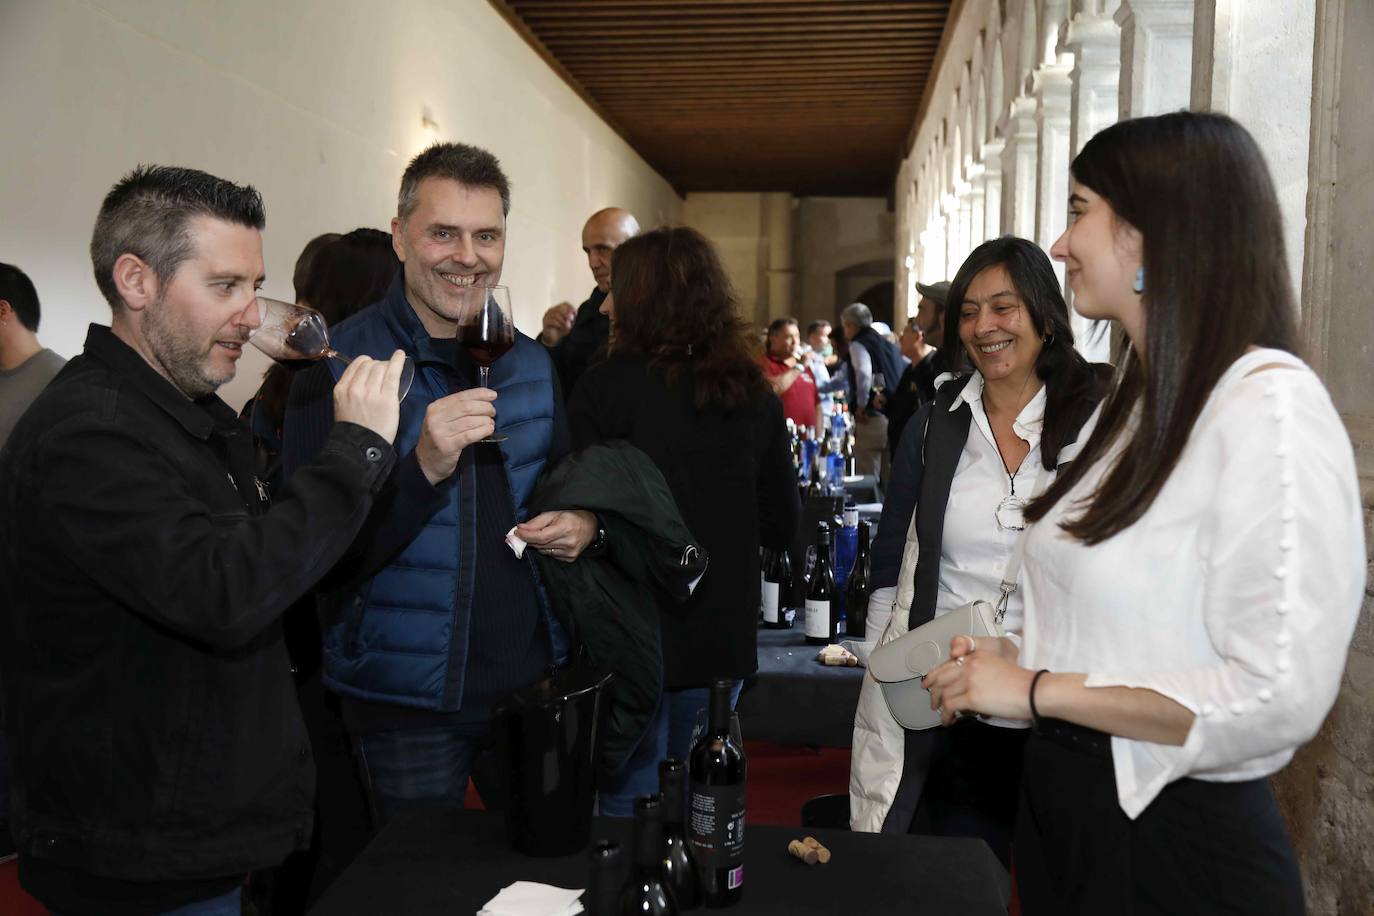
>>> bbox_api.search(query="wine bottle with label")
[659,759,701,909]
[804,522,838,645]
[620,796,678,915]
[845,520,872,638]
[688,679,745,908]
[760,546,792,629]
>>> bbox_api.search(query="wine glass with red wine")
[456,285,515,444]
[249,297,415,400]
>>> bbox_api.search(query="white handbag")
[868,466,1046,730]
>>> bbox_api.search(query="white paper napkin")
[477,881,584,916]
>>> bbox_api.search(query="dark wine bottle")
[805,450,827,498]
[760,546,792,629]
[659,759,701,910]
[688,679,746,909]
[845,520,872,638]
[585,840,625,916]
[804,522,838,645]
[620,796,678,915]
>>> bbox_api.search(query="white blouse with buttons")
[1020,348,1366,819]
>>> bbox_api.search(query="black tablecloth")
[309,808,1010,915]
[737,628,865,748]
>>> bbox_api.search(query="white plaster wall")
[0,0,681,410]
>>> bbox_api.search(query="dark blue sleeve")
[282,362,445,583]
[870,402,930,590]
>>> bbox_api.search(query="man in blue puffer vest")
[283,143,599,827]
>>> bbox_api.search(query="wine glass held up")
[249,296,415,400]
[455,285,515,444]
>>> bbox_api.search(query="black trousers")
[910,720,1028,868]
[1015,728,1305,915]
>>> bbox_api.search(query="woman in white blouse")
[923,112,1364,913]
[849,237,1108,862]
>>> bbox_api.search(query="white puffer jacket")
[848,510,921,832]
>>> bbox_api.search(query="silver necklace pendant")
[996,494,1027,532]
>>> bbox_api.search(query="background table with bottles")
[310,808,1011,915]
[736,627,866,748]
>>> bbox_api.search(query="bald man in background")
[540,207,639,395]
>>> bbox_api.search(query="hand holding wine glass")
[249,297,415,400]
[332,351,409,444]
[454,286,515,444]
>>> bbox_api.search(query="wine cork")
[787,839,819,865]
[801,837,832,863]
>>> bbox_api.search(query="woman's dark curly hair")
[608,226,769,410]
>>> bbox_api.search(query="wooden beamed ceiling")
[489,0,952,196]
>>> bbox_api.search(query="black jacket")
[548,287,609,397]
[885,349,945,454]
[568,356,800,687]
[0,326,395,901]
[528,442,709,769]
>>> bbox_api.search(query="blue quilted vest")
[320,276,563,710]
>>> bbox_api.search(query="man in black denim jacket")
[0,166,406,916]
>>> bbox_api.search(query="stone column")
[954,182,975,269]
[981,139,1005,240]
[1064,11,1123,157]
[761,192,795,323]
[1116,0,1195,117]
[1034,63,1074,254]
[1192,0,1316,305]
[968,168,987,254]
[1001,95,1040,241]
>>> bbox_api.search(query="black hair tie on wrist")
[1029,669,1051,735]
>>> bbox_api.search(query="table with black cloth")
[309,808,1010,915]
[736,627,865,748]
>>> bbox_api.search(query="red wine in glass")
[456,286,514,443]
[250,297,414,400]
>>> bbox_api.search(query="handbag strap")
[994,462,1053,624]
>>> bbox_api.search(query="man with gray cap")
[884,279,950,453]
[840,301,904,486]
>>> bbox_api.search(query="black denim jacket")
[0,325,394,891]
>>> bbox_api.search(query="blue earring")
[1132,267,1145,294]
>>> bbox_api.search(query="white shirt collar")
[939,371,1046,443]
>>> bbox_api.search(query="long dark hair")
[942,236,1107,470]
[609,226,769,410]
[1026,112,1298,542]
[257,228,400,422]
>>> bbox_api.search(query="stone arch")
[989,34,1006,132]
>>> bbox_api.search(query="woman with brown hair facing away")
[922,112,1364,914]
[569,226,800,816]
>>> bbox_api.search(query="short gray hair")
[91,165,265,311]
[840,302,873,330]
[398,142,511,221]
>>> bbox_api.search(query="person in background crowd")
[282,142,586,831]
[0,164,406,916]
[761,316,820,429]
[924,112,1364,914]
[241,227,400,914]
[0,262,66,448]
[0,261,66,866]
[850,237,1108,868]
[539,207,640,396]
[841,301,903,485]
[243,229,399,495]
[805,319,838,372]
[569,226,800,815]
[882,279,950,453]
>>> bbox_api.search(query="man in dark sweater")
[282,143,599,829]
[538,207,640,396]
[884,279,950,453]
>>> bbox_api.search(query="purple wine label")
[727,865,744,890]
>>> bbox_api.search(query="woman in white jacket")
[848,236,1108,866]
[922,113,1364,914]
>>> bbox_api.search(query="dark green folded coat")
[528,441,709,769]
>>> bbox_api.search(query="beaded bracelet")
[1029,669,1050,735]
